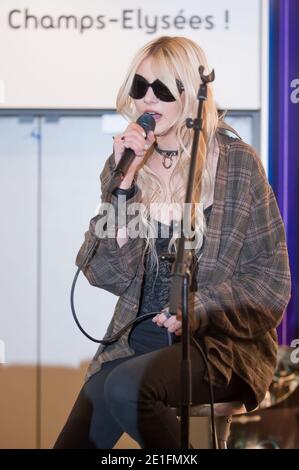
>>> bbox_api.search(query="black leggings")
[53,341,248,449]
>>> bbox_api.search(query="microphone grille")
[136,112,156,135]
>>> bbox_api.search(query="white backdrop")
[0,0,262,110]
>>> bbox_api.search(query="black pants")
[53,341,248,449]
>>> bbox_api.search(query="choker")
[154,143,179,169]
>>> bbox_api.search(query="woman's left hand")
[152,307,182,336]
[152,300,201,336]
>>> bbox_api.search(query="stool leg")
[216,416,232,449]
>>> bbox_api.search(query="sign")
[0,0,262,109]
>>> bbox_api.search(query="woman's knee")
[104,361,140,408]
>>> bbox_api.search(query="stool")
[174,401,248,449]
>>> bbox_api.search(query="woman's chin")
[154,122,172,137]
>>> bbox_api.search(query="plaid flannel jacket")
[75,127,291,411]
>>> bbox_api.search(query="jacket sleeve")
[193,152,291,340]
[75,154,144,296]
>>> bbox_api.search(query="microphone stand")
[166,66,215,449]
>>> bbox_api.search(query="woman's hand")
[113,122,155,177]
[152,306,183,336]
[152,299,201,337]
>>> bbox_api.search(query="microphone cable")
[70,236,159,345]
[191,337,218,449]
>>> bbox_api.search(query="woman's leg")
[104,341,248,449]
[53,355,135,449]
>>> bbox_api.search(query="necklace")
[154,143,179,169]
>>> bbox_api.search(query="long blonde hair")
[116,36,219,276]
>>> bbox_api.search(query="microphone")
[107,112,156,194]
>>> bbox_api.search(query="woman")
[54,36,291,449]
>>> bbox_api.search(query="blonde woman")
[54,36,291,449]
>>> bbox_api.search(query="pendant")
[163,155,173,169]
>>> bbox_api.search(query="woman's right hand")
[113,122,155,177]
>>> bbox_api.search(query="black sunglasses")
[129,74,184,102]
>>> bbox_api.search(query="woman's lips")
[145,111,162,122]
[152,113,162,122]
